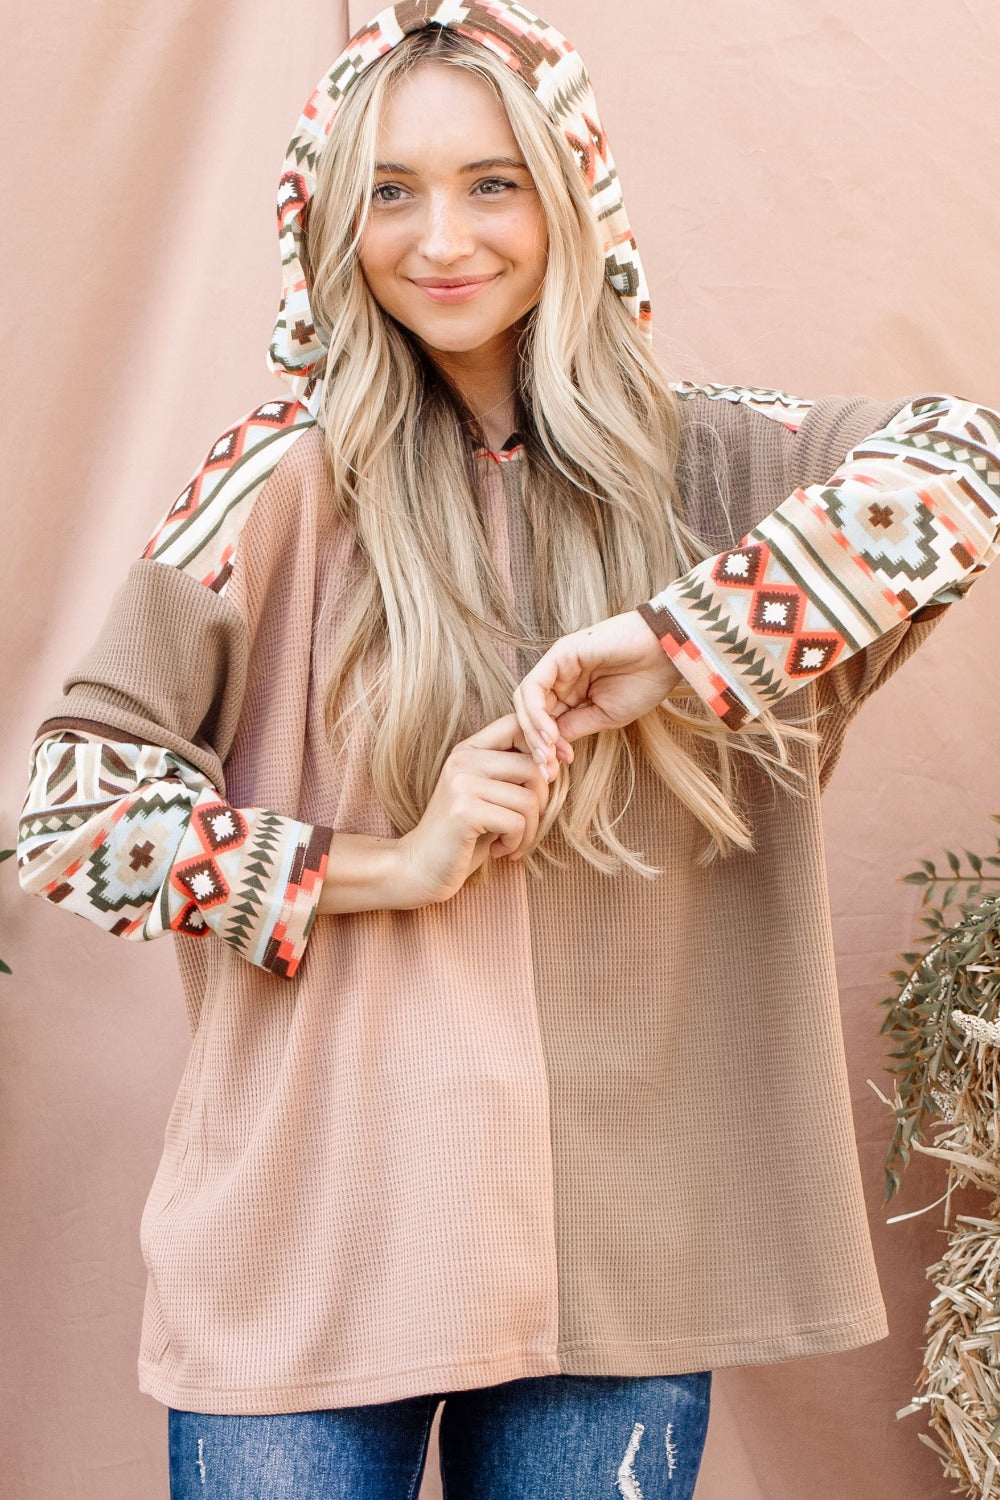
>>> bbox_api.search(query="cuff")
[168,793,331,978]
[635,596,759,730]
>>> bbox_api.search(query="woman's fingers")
[512,653,585,780]
[451,777,541,860]
[514,650,583,737]
[396,709,557,906]
[514,612,681,775]
[450,748,550,786]
[463,712,527,751]
[455,713,550,805]
[439,715,550,859]
[490,788,541,857]
[543,701,611,744]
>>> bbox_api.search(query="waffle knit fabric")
[17,0,1000,1414]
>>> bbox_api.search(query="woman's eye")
[474,177,516,196]
[372,183,406,204]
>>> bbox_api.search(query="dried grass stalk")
[881,853,1000,1494]
[901,1019,1000,1497]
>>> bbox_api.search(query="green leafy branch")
[900,824,1000,918]
[880,816,1000,1202]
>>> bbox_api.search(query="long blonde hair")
[305,27,806,872]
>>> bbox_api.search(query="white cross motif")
[723,553,751,578]
[799,646,827,670]
[190,871,219,901]
[276,180,299,208]
[209,811,237,842]
[211,437,233,460]
[257,403,284,418]
[761,601,789,625]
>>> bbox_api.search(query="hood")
[267,0,651,416]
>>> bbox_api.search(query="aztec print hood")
[267,0,650,416]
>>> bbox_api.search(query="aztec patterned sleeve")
[17,400,330,980]
[638,391,1000,730]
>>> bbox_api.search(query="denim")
[169,1371,711,1499]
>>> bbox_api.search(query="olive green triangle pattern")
[222,813,282,955]
[167,796,329,978]
[672,575,786,707]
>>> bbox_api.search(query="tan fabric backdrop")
[2,1,998,1495]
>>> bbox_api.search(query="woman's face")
[358,61,549,368]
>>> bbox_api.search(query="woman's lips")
[410,274,499,304]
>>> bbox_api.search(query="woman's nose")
[417,192,475,265]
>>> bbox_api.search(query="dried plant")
[878,817,1000,1496]
[881,818,1000,1203]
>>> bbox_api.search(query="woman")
[17,4,1000,1496]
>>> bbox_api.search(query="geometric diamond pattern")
[823,479,940,583]
[173,903,210,937]
[141,398,313,593]
[19,728,332,980]
[192,803,249,853]
[750,587,802,637]
[640,392,1000,726]
[712,544,766,589]
[787,634,844,678]
[671,382,817,434]
[171,855,230,909]
[710,540,845,686]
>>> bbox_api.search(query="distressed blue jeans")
[169,1371,711,1498]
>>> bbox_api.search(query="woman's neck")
[426,327,521,450]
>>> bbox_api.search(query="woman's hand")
[513,610,680,782]
[391,713,549,908]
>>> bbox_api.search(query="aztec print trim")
[18,730,329,979]
[142,399,315,593]
[268,1,650,415]
[669,381,815,435]
[476,433,525,462]
[639,394,1000,729]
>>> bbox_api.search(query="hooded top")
[16,0,1000,1414]
[267,0,650,416]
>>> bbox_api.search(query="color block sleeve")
[638,394,1000,729]
[17,397,330,980]
[18,729,329,979]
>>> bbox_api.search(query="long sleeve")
[17,399,330,980]
[639,393,1000,730]
[18,728,329,978]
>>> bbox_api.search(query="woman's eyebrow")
[373,156,529,173]
[463,156,529,171]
